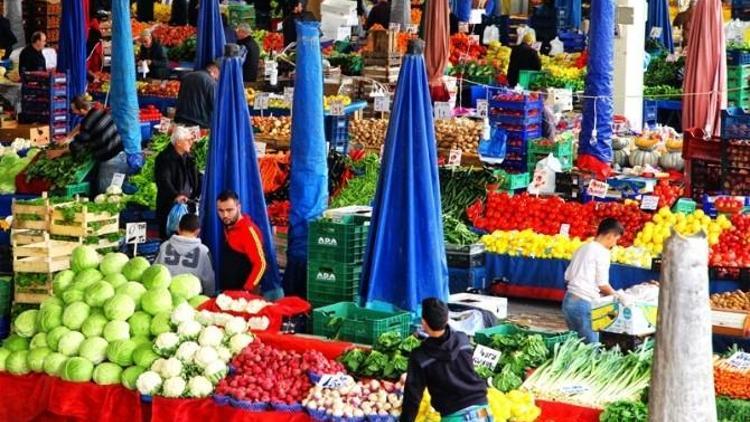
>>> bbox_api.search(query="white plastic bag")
[549,37,564,56]
[483,25,500,45]
[527,153,562,195]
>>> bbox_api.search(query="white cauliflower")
[136,371,163,395]
[204,360,228,384]
[187,375,214,398]
[160,357,183,379]
[154,332,180,356]
[247,316,270,331]
[229,298,247,313]
[171,303,197,325]
[198,325,224,347]
[215,294,233,311]
[151,358,168,374]
[224,317,247,336]
[211,313,232,327]
[162,376,187,398]
[194,346,219,369]
[175,341,200,363]
[177,320,202,340]
[216,346,232,363]
[228,333,253,354]
[196,310,214,326]
[245,299,269,314]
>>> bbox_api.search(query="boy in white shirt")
[562,218,623,343]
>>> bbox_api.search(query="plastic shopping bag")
[527,153,562,195]
[483,25,500,44]
[166,202,189,237]
[549,37,564,56]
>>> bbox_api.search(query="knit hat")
[422,298,449,331]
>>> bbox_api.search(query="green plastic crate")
[228,3,255,26]
[307,260,362,290]
[672,198,696,214]
[474,323,577,350]
[309,292,360,309]
[727,65,750,89]
[54,182,90,199]
[495,170,530,190]
[528,137,574,157]
[308,218,369,264]
[312,302,411,345]
[528,152,574,172]
[518,70,545,89]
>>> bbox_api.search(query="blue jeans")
[442,405,493,422]
[562,292,599,344]
[97,151,130,195]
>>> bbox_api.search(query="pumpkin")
[659,150,685,170]
[613,148,630,168]
[665,138,683,152]
[612,137,630,150]
[634,136,659,149]
[630,147,660,167]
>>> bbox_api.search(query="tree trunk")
[648,230,716,421]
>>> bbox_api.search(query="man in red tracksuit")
[216,190,267,292]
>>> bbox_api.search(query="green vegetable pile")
[338,331,421,380]
[448,61,497,85]
[167,36,197,62]
[717,396,750,422]
[330,153,380,208]
[440,167,495,246]
[483,332,549,393]
[328,52,364,76]
[14,273,49,288]
[25,152,94,190]
[0,149,39,194]
[644,54,685,89]
[600,401,648,422]
[532,73,585,92]
[643,85,682,100]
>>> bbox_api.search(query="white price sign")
[316,373,353,389]
[407,24,419,34]
[469,9,483,24]
[434,102,452,120]
[587,180,609,198]
[284,87,294,104]
[472,345,501,369]
[476,99,488,118]
[640,195,660,211]
[126,222,147,245]
[458,23,469,33]
[254,141,267,157]
[727,352,750,370]
[329,100,345,116]
[389,23,401,32]
[110,173,125,189]
[374,95,390,112]
[649,26,663,38]
[264,60,278,76]
[470,34,480,44]
[559,223,570,236]
[448,149,462,167]
[560,384,589,395]
[254,92,269,110]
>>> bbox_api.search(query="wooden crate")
[85,237,122,252]
[363,53,403,67]
[50,207,120,238]
[363,66,401,84]
[11,196,50,231]
[15,280,53,304]
[711,308,750,337]
[13,238,77,274]
[367,30,398,54]
[11,229,47,246]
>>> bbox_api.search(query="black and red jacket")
[221,214,267,291]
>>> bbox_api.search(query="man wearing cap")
[137,29,169,80]
[400,298,490,422]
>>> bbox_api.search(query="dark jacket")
[138,41,169,80]
[136,0,154,22]
[237,35,260,84]
[70,108,124,162]
[19,46,46,74]
[282,11,318,47]
[506,43,542,87]
[221,214,267,291]
[189,0,200,27]
[174,70,217,128]
[155,143,201,239]
[170,0,189,26]
[365,2,391,30]
[0,16,17,60]
[400,328,488,422]
[530,4,558,46]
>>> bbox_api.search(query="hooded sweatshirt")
[400,327,488,422]
[155,235,216,296]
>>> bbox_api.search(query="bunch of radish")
[215,343,344,405]
[303,375,405,419]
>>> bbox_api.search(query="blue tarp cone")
[195,0,226,70]
[58,0,87,129]
[110,0,142,158]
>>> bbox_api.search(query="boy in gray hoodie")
[155,213,216,296]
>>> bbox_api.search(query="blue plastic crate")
[504,126,542,142]
[722,107,750,139]
[448,266,487,293]
[501,157,529,172]
[489,98,544,112]
[728,49,750,66]
[644,99,657,124]
[325,115,350,154]
[0,315,9,340]
[140,121,153,142]
[490,112,543,126]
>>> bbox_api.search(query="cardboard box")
[0,123,50,146]
[592,297,657,336]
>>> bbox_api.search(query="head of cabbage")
[141,289,173,316]
[81,313,109,338]
[62,357,95,383]
[104,294,136,321]
[128,312,152,338]
[103,320,131,342]
[72,268,104,291]
[46,326,70,352]
[116,282,147,308]
[142,265,172,290]
[106,339,137,367]
[99,253,130,277]
[3,334,29,352]
[62,301,91,331]
[169,274,202,300]
[71,245,101,273]
[43,352,68,377]
[79,336,109,364]
[122,257,150,282]
[84,281,115,308]
[13,309,39,338]
[27,347,51,372]
[93,362,123,385]
[104,273,128,289]
[58,331,86,357]
[52,270,75,298]
[38,304,63,332]
[121,365,146,390]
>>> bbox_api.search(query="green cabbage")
[142,264,171,290]
[130,336,151,348]
[79,336,109,364]
[122,257,150,282]
[58,331,85,357]
[40,296,64,310]
[169,274,202,300]
[104,273,128,289]
[103,320,130,342]
[93,362,123,385]
[188,295,210,308]
[99,253,130,276]
[72,268,104,290]
[106,339,137,367]
[84,281,115,307]
[62,301,91,330]
[52,270,76,297]
[150,312,172,336]
[38,304,63,332]
[27,347,51,372]
[13,309,39,338]
[46,326,70,352]
[62,289,84,305]
[3,334,29,352]
[121,365,145,390]
[115,282,147,308]
[6,350,30,375]
[30,333,48,349]
[140,289,173,316]
[71,246,101,273]
[62,357,94,382]
[43,352,68,376]
[132,344,160,368]
[104,294,136,321]
[128,312,152,337]
[0,348,10,371]
[81,313,109,338]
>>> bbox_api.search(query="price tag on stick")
[110,173,125,189]
[476,99,488,118]
[254,92,269,110]
[389,23,401,32]
[330,100,345,116]
[434,102,452,120]
[640,195,660,211]
[284,87,294,105]
[727,352,750,370]
[126,222,147,256]
[448,149,462,167]
[374,95,390,113]
[649,26,663,39]
[587,180,609,198]
[559,223,571,236]
[472,345,502,369]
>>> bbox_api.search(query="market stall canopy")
[424,0,450,100]
[200,44,283,298]
[195,0,226,70]
[682,0,726,136]
[110,0,142,157]
[57,0,87,128]
[557,0,581,30]
[360,39,449,316]
[646,0,674,53]
[282,21,329,297]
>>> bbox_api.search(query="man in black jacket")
[235,24,260,84]
[0,15,17,60]
[19,32,47,74]
[174,62,220,128]
[137,30,169,80]
[155,126,201,240]
[400,298,489,422]
[365,0,391,30]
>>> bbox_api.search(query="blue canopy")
[360,40,449,315]
[195,0,226,70]
[578,0,614,165]
[282,21,328,297]
[199,45,283,299]
[556,0,582,30]
[110,0,142,157]
[646,0,674,53]
[57,0,87,129]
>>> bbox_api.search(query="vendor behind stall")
[282,1,318,47]
[562,218,623,344]
[68,95,127,194]
[400,298,490,422]
[137,29,169,80]
[365,0,391,30]
[19,31,47,74]
[0,15,17,60]
[174,61,220,129]
[506,31,542,87]
[216,190,267,293]
[235,23,261,84]
[86,19,105,82]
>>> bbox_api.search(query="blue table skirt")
[485,253,739,296]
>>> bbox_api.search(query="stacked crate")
[446,244,486,293]
[306,213,370,309]
[721,109,750,197]
[362,30,402,85]
[25,0,61,48]
[727,65,750,111]
[20,72,68,141]
[489,91,544,173]
[527,131,575,172]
